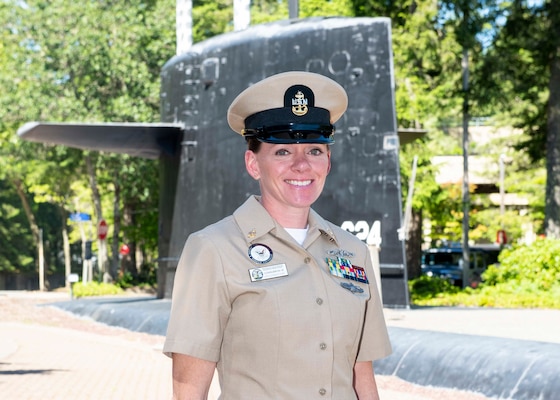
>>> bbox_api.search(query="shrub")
[114,269,156,290]
[409,275,460,302]
[115,271,135,289]
[409,238,560,309]
[72,281,124,298]
[482,238,560,290]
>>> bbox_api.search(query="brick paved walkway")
[1,322,171,399]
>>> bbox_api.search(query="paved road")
[0,291,507,400]
[383,307,560,344]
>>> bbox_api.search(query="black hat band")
[242,123,335,144]
[242,105,333,144]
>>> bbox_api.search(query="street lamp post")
[500,153,506,226]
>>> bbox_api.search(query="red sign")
[98,219,108,240]
[119,244,130,256]
[496,229,507,245]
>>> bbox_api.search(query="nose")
[291,151,311,172]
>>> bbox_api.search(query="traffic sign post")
[69,212,92,283]
[69,212,91,222]
[497,229,507,245]
[98,219,108,240]
[97,219,109,281]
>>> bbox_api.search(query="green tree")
[475,0,560,238]
[193,0,234,42]
[251,0,353,24]
[0,0,176,285]
[0,179,35,273]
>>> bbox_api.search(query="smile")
[285,179,312,187]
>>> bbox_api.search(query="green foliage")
[409,275,460,302]
[483,238,560,290]
[193,0,234,43]
[411,284,560,309]
[114,271,136,289]
[251,0,353,25]
[72,281,124,298]
[410,238,560,309]
[114,266,157,290]
[0,180,35,272]
[0,0,174,281]
[474,1,552,162]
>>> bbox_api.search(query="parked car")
[421,244,501,287]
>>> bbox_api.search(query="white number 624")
[340,220,382,247]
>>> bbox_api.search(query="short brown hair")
[246,137,262,153]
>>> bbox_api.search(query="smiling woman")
[163,71,392,400]
[244,142,331,227]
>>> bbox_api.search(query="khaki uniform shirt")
[164,196,392,399]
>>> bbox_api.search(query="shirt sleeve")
[163,231,231,361]
[356,245,393,362]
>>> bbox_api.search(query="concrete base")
[52,297,560,400]
[53,296,170,336]
[375,327,560,400]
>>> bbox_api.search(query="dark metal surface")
[160,17,408,306]
[17,122,183,159]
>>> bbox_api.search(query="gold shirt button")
[316,298,323,305]
[319,388,327,396]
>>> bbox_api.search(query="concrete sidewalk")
[1,322,173,399]
[384,307,560,344]
[0,291,172,400]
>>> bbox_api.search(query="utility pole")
[39,229,45,291]
[461,46,470,287]
[499,153,506,225]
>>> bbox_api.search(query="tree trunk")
[545,1,560,238]
[59,206,71,288]
[406,209,423,280]
[85,153,109,276]
[85,153,103,221]
[12,177,47,280]
[111,181,121,278]
[12,178,40,243]
[120,203,137,277]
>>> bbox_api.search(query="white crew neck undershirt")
[285,226,309,246]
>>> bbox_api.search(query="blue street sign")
[69,212,91,222]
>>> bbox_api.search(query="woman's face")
[245,142,331,214]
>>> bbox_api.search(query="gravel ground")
[0,291,490,400]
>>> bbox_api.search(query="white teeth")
[286,180,312,186]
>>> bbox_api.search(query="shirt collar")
[234,195,339,246]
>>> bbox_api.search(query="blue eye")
[309,148,323,155]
